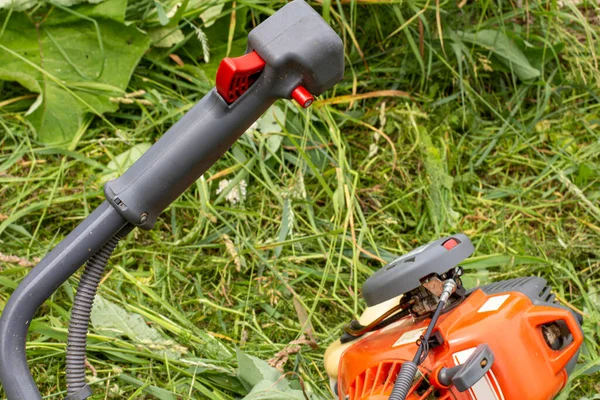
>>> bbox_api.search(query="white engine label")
[478,294,510,313]
[392,327,426,347]
[453,348,505,400]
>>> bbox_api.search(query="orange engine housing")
[337,281,583,400]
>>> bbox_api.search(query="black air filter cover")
[362,234,474,306]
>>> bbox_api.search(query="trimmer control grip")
[436,344,495,392]
[104,0,343,229]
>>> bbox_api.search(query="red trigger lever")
[216,51,266,104]
[216,51,314,108]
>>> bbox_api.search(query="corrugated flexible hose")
[65,234,123,399]
[388,282,454,400]
[388,362,418,400]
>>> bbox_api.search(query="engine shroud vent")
[347,361,453,400]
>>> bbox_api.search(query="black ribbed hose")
[388,362,419,400]
[388,298,448,400]
[65,225,131,399]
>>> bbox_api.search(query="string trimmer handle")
[105,0,344,229]
[0,2,343,399]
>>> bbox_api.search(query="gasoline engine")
[0,1,586,399]
[325,234,584,400]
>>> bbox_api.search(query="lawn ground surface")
[0,0,599,398]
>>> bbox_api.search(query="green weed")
[0,0,598,398]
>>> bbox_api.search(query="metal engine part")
[362,234,474,306]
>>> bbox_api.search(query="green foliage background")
[0,0,599,398]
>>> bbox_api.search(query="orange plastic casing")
[337,289,583,400]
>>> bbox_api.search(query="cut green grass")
[0,0,599,398]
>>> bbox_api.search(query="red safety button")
[442,238,459,250]
[291,86,314,108]
[216,51,266,104]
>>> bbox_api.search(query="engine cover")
[362,234,474,307]
[337,277,583,400]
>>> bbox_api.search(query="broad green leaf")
[54,0,128,23]
[199,3,224,27]
[0,0,35,10]
[236,349,307,399]
[458,29,540,81]
[91,295,158,340]
[258,106,285,161]
[154,0,170,25]
[257,106,285,134]
[27,83,83,144]
[522,42,564,71]
[149,27,186,48]
[244,380,306,400]
[101,142,152,183]
[0,0,107,11]
[91,295,187,359]
[166,0,189,27]
[267,134,283,156]
[185,0,225,27]
[237,349,281,388]
[0,0,150,145]
[0,68,43,115]
[0,68,41,93]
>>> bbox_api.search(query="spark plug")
[440,279,457,303]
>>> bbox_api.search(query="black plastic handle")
[0,1,343,399]
[104,85,275,229]
[105,0,344,230]
[0,202,127,399]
